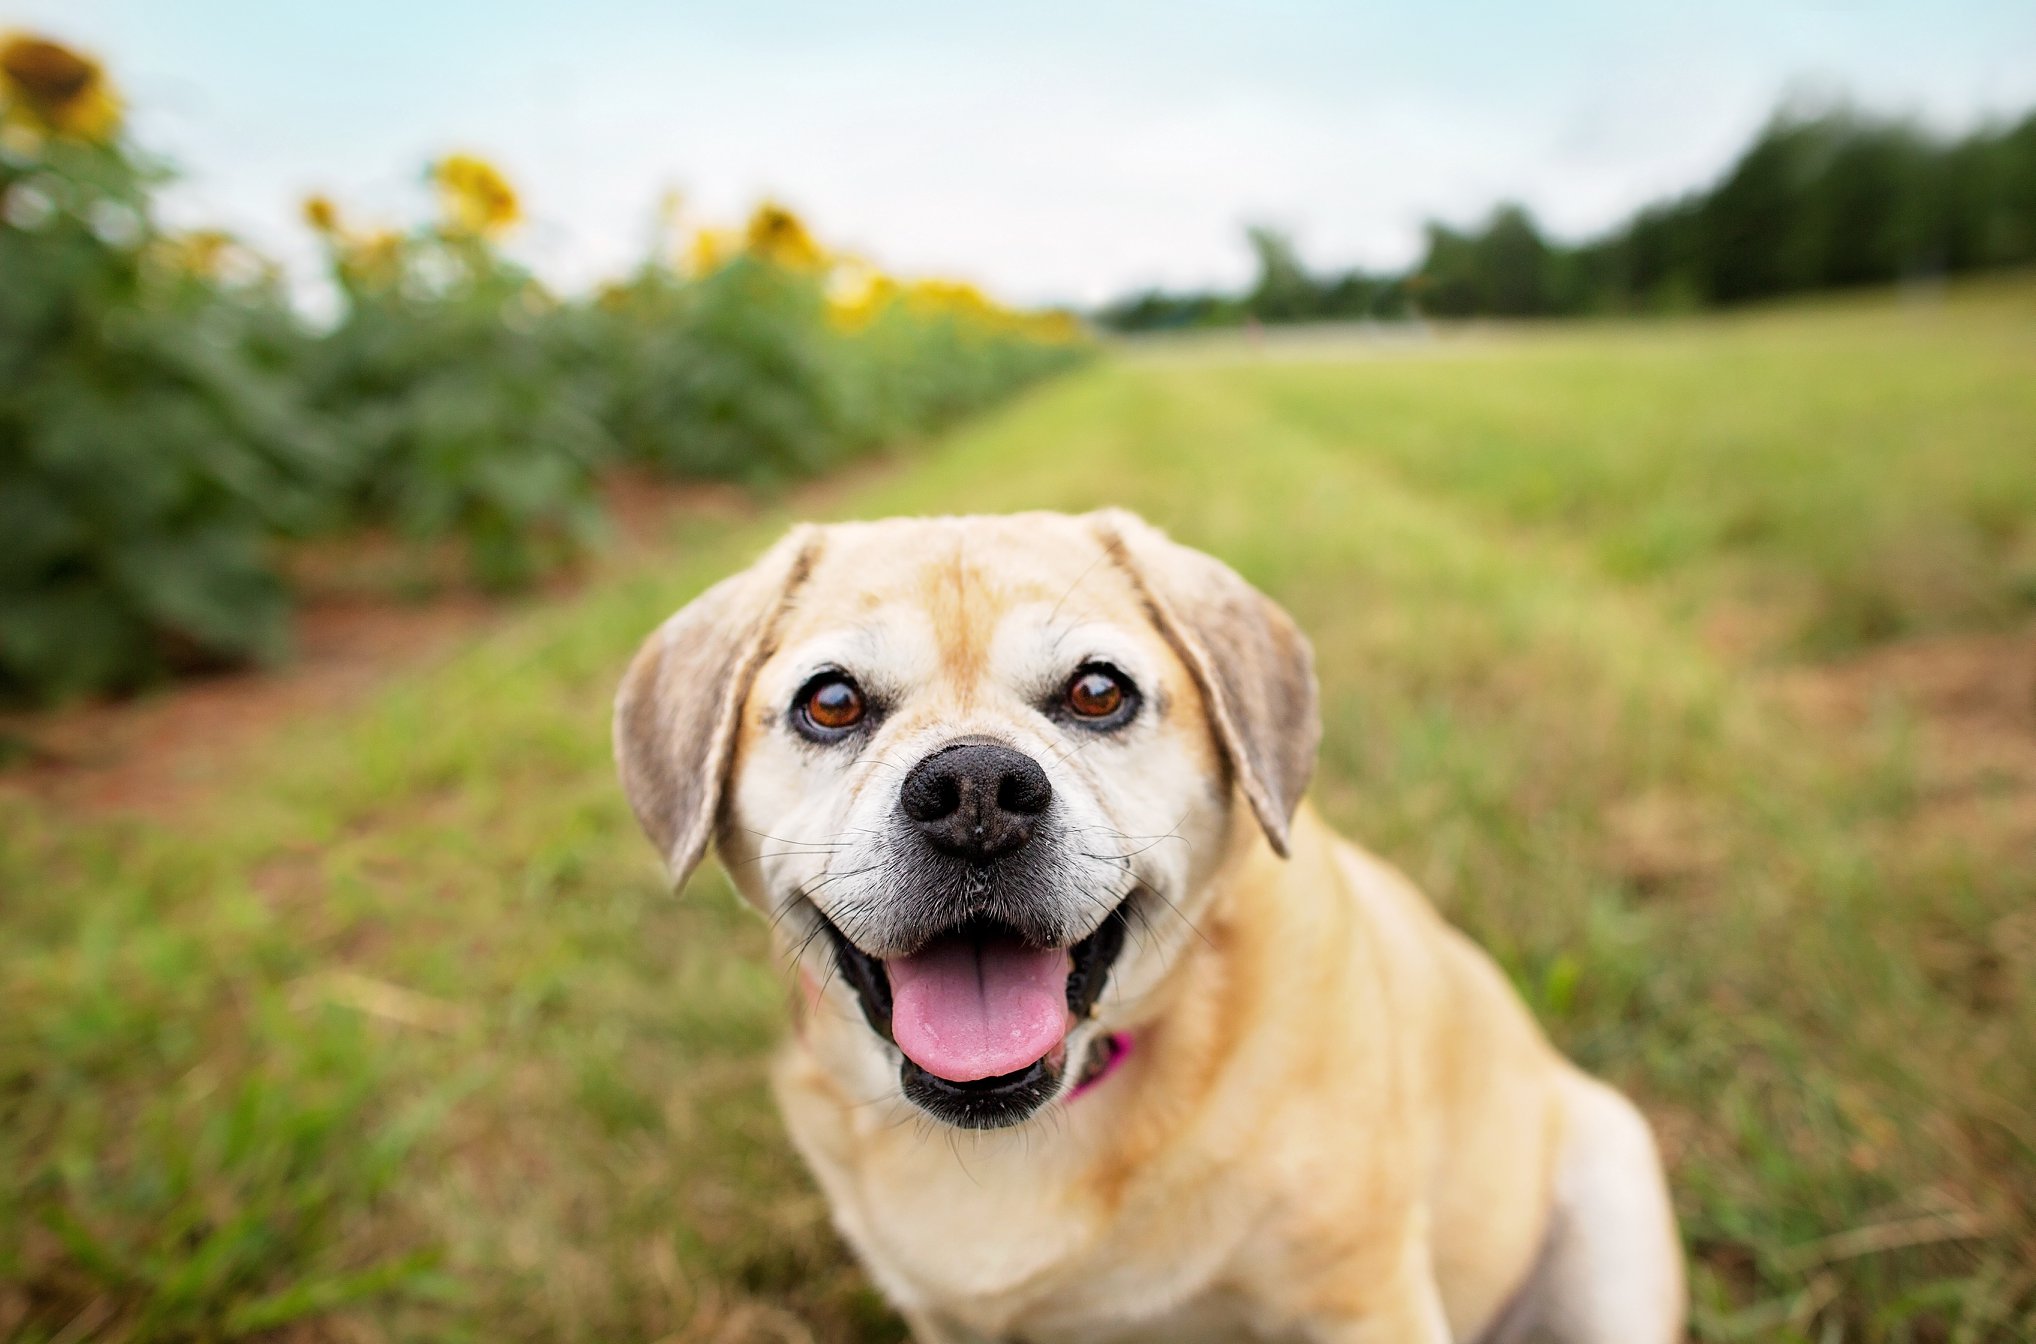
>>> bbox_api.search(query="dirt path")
[1778,625,2036,852]
[0,473,752,818]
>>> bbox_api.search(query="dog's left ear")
[613,525,822,887]
[1090,509,1320,857]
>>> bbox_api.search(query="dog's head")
[615,510,1318,1128]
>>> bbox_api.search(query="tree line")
[1097,101,2036,330]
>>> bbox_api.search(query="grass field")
[4,280,2035,1343]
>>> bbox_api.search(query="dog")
[615,510,1684,1343]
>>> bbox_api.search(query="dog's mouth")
[816,905,1130,1128]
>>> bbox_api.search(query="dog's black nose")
[900,742,1052,861]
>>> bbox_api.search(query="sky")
[13,0,2036,308]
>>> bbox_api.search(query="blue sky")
[14,0,2036,305]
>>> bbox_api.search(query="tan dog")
[615,510,1683,1343]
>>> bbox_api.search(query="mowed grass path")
[5,282,2034,1343]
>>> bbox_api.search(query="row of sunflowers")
[0,33,1089,704]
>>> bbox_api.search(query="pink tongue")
[887,938,1071,1082]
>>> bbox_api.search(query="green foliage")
[1244,225,1317,321]
[834,291,1090,444]
[1414,204,1559,317]
[585,258,855,484]
[0,133,336,700]
[301,230,613,590]
[582,259,1089,487]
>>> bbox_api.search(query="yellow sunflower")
[160,228,234,278]
[687,226,738,277]
[0,32,121,142]
[341,228,406,287]
[432,153,521,238]
[825,258,899,330]
[744,200,824,270]
[904,278,1000,322]
[302,193,342,235]
[1023,308,1085,343]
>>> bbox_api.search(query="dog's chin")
[899,1050,1068,1129]
[814,903,1131,1130]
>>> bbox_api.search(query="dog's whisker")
[1040,735,1104,776]
[733,847,851,871]
[1139,880,1214,951]
[742,826,859,849]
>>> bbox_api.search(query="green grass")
[4,279,2034,1343]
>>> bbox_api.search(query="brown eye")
[1066,667,1128,720]
[799,674,866,735]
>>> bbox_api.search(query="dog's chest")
[833,1126,1279,1342]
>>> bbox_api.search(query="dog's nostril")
[997,768,1050,815]
[900,742,1053,860]
[903,773,961,823]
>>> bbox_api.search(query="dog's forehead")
[774,515,1149,654]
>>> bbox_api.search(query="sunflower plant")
[579,197,1087,484]
[298,161,611,589]
[0,33,335,702]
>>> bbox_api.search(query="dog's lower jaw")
[899,1051,1067,1129]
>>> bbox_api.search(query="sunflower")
[341,228,406,286]
[161,228,234,278]
[825,258,898,330]
[687,226,738,277]
[744,200,823,270]
[904,278,999,321]
[1023,308,1085,343]
[302,193,341,235]
[432,153,521,238]
[0,33,120,142]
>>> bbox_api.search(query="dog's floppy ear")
[1091,509,1320,857]
[614,525,822,886]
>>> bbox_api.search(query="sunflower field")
[0,33,1088,704]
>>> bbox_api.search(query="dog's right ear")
[613,526,822,888]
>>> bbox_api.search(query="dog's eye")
[1065,665,1134,723]
[796,673,866,737]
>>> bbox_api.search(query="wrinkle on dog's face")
[715,515,1236,1103]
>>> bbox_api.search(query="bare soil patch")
[0,472,750,818]
[1777,624,2036,850]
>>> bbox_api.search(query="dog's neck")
[1067,803,1350,1137]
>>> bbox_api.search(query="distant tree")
[1697,112,1820,301]
[1317,269,1385,319]
[1412,204,1556,317]
[1093,288,1240,332]
[1244,226,1318,322]
[1414,222,1478,317]
[1479,204,1556,314]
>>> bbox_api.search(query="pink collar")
[1068,1031,1135,1101]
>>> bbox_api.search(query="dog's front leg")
[1301,1219,1454,1344]
[1305,1282,1453,1344]
[900,1306,1003,1344]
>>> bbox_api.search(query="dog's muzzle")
[808,739,1132,1127]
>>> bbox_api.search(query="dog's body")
[617,511,1682,1343]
